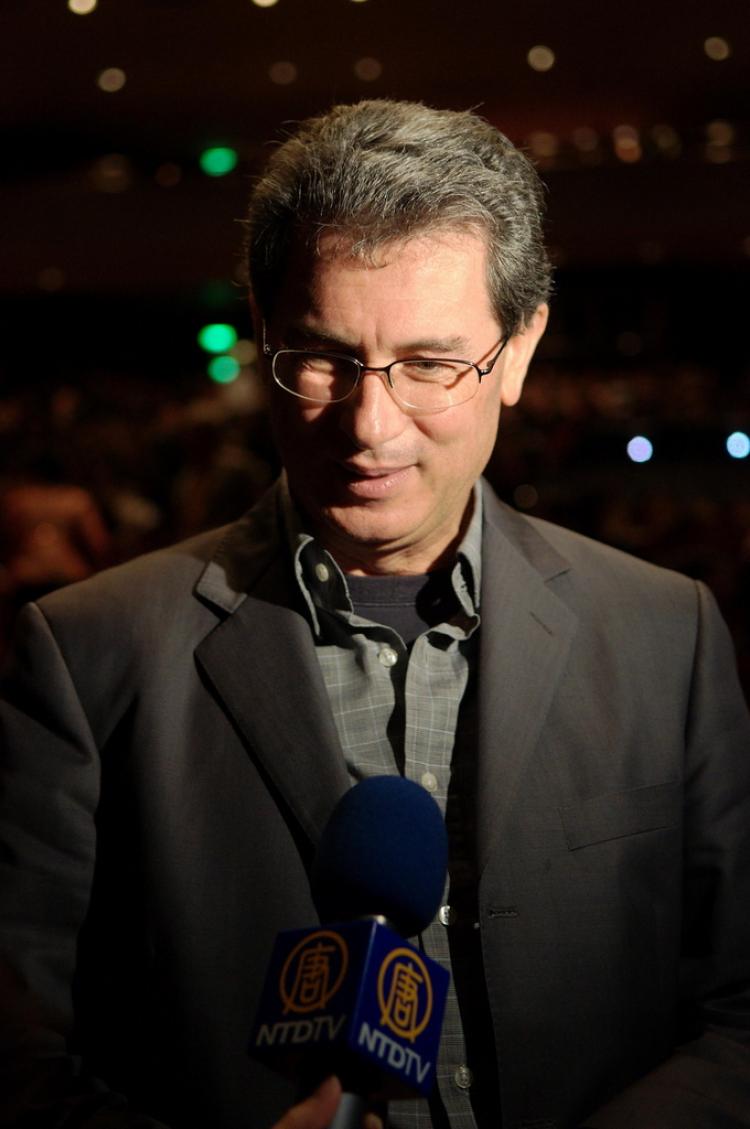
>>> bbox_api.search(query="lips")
[340,463,410,478]
[336,461,415,498]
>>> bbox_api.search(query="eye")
[298,352,340,375]
[401,359,468,382]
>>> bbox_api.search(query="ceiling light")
[269,61,297,84]
[704,36,731,61]
[354,57,383,81]
[97,68,126,93]
[527,45,555,72]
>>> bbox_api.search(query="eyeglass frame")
[260,320,510,415]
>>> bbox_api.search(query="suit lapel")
[476,493,577,869]
[193,488,350,849]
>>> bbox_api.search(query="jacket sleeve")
[0,601,170,1129]
[581,581,750,1127]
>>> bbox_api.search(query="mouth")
[336,461,415,498]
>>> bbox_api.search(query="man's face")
[261,229,547,575]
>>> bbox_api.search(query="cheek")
[420,403,500,469]
[270,399,324,452]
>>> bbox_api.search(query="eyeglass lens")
[273,351,478,411]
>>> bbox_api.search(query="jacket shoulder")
[36,524,231,631]
[485,488,696,598]
[35,482,287,632]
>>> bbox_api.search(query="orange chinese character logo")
[377,948,433,1042]
[280,931,348,1014]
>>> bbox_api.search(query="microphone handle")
[328,1092,371,1129]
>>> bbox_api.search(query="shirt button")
[314,563,330,582]
[378,645,399,668]
[454,1065,473,1090]
[420,771,438,793]
[438,905,455,926]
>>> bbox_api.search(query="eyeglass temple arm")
[477,336,509,379]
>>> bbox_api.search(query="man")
[1,100,749,1129]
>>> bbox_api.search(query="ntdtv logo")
[249,920,448,1099]
[280,931,349,1014]
[377,948,433,1042]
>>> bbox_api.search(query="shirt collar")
[280,473,483,640]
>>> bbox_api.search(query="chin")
[325,514,404,548]
[319,504,416,550]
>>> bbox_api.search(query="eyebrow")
[282,322,471,356]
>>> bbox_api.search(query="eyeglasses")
[262,322,508,416]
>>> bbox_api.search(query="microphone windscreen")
[311,775,448,937]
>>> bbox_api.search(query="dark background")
[1,0,748,690]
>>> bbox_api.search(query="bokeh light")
[155,163,182,188]
[97,68,127,93]
[627,436,653,463]
[208,356,241,384]
[90,154,133,193]
[572,127,599,152]
[651,123,682,157]
[706,120,735,145]
[198,324,238,353]
[726,432,750,459]
[199,147,238,177]
[232,339,258,365]
[354,57,383,81]
[528,131,559,158]
[268,61,297,85]
[513,484,539,510]
[613,124,642,163]
[704,36,731,61]
[527,45,555,72]
[37,267,66,292]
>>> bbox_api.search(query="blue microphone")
[248,777,450,1122]
[310,774,449,937]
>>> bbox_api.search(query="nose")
[337,369,409,450]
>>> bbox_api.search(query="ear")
[499,303,548,407]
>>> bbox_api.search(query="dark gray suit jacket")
[1,481,749,1129]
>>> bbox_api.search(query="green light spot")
[208,355,240,383]
[198,323,238,353]
[199,147,238,177]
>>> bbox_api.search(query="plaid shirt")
[284,481,485,1129]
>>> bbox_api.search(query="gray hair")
[244,99,552,337]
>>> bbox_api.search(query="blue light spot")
[726,431,750,459]
[626,436,653,463]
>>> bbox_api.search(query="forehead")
[270,228,497,335]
